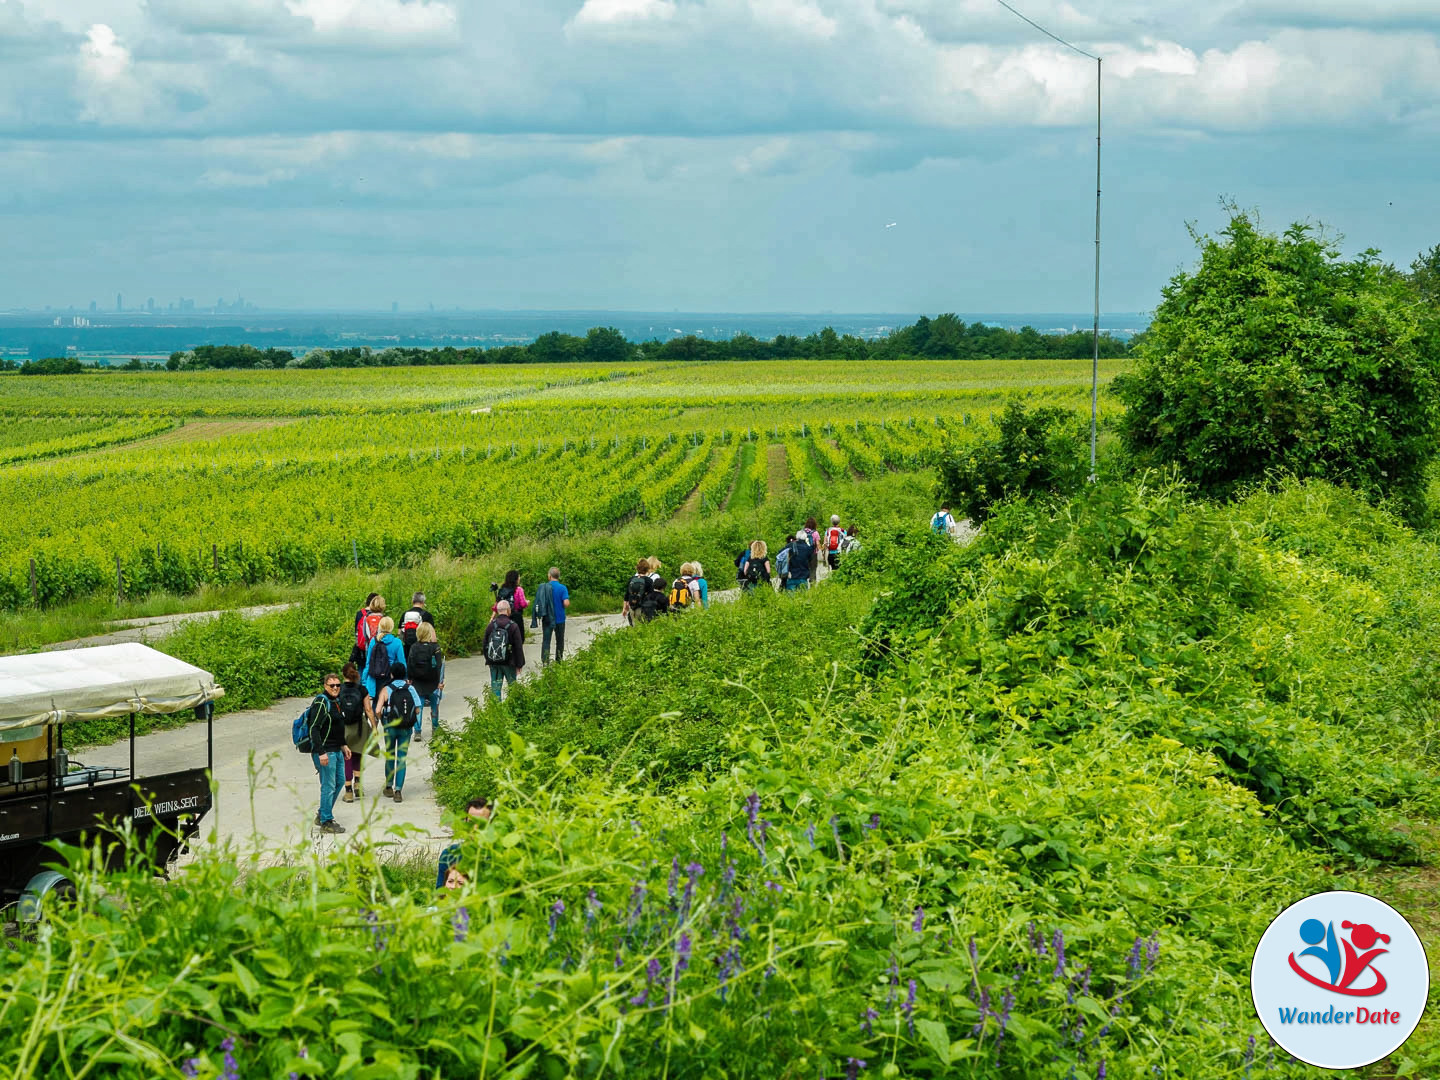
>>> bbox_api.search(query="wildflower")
[912,907,924,933]
[181,1061,200,1079]
[720,830,728,856]
[1028,921,1047,957]
[744,792,760,842]
[668,857,680,900]
[995,987,1014,1058]
[1081,965,1092,996]
[863,812,880,833]
[971,985,990,1037]
[831,814,844,862]
[453,905,471,944]
[885,954,900,1007]
[717,943,742,1001]
[1053,928,1066,980]
[1145,932,1160,974]
[1127,936,1144,979]
[860,1005,878,1035]
[221,1036,239,1080]
[549,899,565,940]
[765,880,783,894]
[1244,1034,1256,1078]
[805,821,816,848]
[721,860,736,891]
[676,931,693,975]
[845,1058,868,1080]
[902,979,917,1035]
[627,880,646,929]
[585,889,601,934]
[1098,1061,1107,1080]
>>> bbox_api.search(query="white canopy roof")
[0,643,224,734]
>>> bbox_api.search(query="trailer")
[0,642,223,918]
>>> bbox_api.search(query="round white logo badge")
[1252,891,1428,1069]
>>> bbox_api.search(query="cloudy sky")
[1,0,1436,313]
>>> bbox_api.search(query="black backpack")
[337,683,367,727]
[496,585,517,611]
[382,680,419,728]
[625,574,649,608]
[366,638,393,685]
[484,620,512,665]
[744,557,767,585]
[409,641,441,683]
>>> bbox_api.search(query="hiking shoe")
[393,790,404,804]
[342,788,354,803]
[383,786,395,797]
[313,814,322,827]
[319,820,346,834]
[413,732,422,743]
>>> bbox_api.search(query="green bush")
[934,400,1088,523]
[1116,211,1440,520]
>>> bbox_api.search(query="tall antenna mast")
[994,1,1102,480]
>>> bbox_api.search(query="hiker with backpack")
[823,515,846,572]
[305,672,351,834]
[688,562,709,608]
[931,505,956,535]
[493,571,529,642]
[783,530,814,591]
[483,599,526,700]
[741,540,772,591]
[668,565,697,612]
[338,663,374,804]
[623,558,668,623]
[803,518,822,585]
[399,592,435,650]
[362,616,406,700]
[534,566,570,664]
[349,592,379,668]
[406,622,445,741]
[373,662,422,803]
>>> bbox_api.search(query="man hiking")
[483,599,526,700]
[373,661,421,804]
[534,566,570,663]
[823,515,846,572]
[399,591,435,650]
[931,505,956,535]
[784,530,814,591]
[306,672,351,834]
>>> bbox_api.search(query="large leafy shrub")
[934,400,1088,523]
[1116,211,1440,519]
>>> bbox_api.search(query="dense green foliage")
[1116,212,1440,517]
[10,477,1440,1077]
[933,400,1089,522]
[17,356,84,375]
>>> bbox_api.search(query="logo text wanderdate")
[1277,1005,1401,1025]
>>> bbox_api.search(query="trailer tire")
[18,871,75,922]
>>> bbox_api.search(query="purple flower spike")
[805,821,816,848]
[627,880,646,929]
[181,1061,200,1079]
[912,907,925,933]
[857,1007,873,1037]
[863,812,880,833]
[548,899,565,939]
[1052,928,1066,979]
[1127,936,1144,979]
[1098,1061,1107,1080]
[668,857,680,900]
[903,978,917,1035]
[221,1037,240,1080]
[1145,932,1160,974]
[995,987,1014,1058]
[453,905,470,943]
[885,954,900,1007]
[845,1058,868,1080]
[971,985,990,1036]
[765,880,783,893]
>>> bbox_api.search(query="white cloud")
[284,0,455,35]
[750,0,837,40]
[81,23,130,81]
[572,0,677,25]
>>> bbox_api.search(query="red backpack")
[825,526,843,551]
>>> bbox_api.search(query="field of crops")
[0,360,1119,607]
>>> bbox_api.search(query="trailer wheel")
[18,871,76,923]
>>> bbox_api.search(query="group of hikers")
[300,572,571,833]
[735,515,857,593]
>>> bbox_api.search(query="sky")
[1,0,1437,314]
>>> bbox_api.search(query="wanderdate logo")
[1252,892,1427,1069]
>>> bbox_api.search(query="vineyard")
[0,359,1118,608]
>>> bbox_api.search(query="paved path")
[41,604,295,652]
[80,611,628,860]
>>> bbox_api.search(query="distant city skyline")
[0,3,1435,313]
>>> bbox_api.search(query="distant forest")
[7,314,1131,374]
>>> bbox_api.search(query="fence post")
[212,543,218,574]
[352,538,360,569]
[116,555,123,600]
[29,558,37,605]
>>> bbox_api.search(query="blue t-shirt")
[550,582,570,623]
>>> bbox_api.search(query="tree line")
[3,315,1133,374]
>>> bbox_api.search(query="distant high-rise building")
[116,293,122,312]
[146,298,156,313]
[89,300,97,313]
[392,301,398,313]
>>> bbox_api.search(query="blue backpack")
[292,696,321,753]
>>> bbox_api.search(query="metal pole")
[130,712,136,781]
[1090,57,1102,482]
